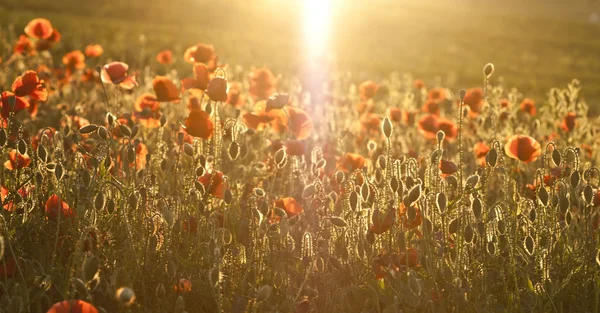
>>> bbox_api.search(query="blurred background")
[1,0,600,106]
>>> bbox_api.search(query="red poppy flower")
[183,43,216,64]
[100,62,137,89]
[504,135,541,163]
[14,35,34,55]
[275,197,303,217]
[422,99,440,115]
[387,107,403,124]
[372,250,398,279]
[359,80,378,100]
[414,79,426,89]
[437,118,457,141]
[182,63,210,91]
[186,90,204,112]
[402,111,417,125]
[84,44,103,58]
[356,100,373,115]
[370,209,393,234]
[398,248,419,268]
[561,112,576,132]
[462,88,484,116]
[418,114,459,141]
[35,28,61,51]
[156,50,173,65]
[24,18,54,39]
[45,194,75,221]
[473,142,490,167]
[152,76,180,102]
[284,139,305,156]
[133,94,161,128]
[47,300,98,313]
[427,88,447,102]
[62,50,85,72]
[206,77,228,102]
[225,81,245,108]
[12,71,47,101]
[184,110,214,139]
[249,68,277,101]
[519,98,536,116]
[439,159,458,177]
[286,107,313,140]
[174,278,192,294]
[198,171,227,198]
[499,98,510,109]
[4,150,31,171]
[398,203,422,229]
[337,153,365,172]
[1,186,30,212]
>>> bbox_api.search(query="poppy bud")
[206,77,227,102]
[483,63,495,78]
[116,287,136,306]
[382,117,393,138]
[459,89,466,102]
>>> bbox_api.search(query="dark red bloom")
[45,194,75,221]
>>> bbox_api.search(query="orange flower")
[504,135,541,163]
[359,80,378,100]
[133,94,161,128]
[1,91,30,119]
[206,77,228,102]
[249,68,277,101]
[156,50,173,64]
[186,90,204,112]
[62,50,86,72]
[360,113,382,136]
[421,99,440,115]
[198,171,227,198]
[14,35,34,55]
[372,249,398,279]
[561,112,576,132]
[427,88,446,102]
[12,71,47,101]
[387,107,403,123]
[499,98,510,109]
[225,81,245,108]
[417,114,457,141]
[174,278,192,294]
[286,107,314,140]
[152,76,180,102]
[398,203,422,229]
[242,101,277,130]
[437,118,457,141]
[100,62,137,89]
[4,150,31,171]
[84,44,103,58]
[182,63,210,91]
[473,142,490,167]
[337,153,365,172]
[275,197,303,217]
[184,110,214,139]
[398,248,419,268]
[1,186,30,212]
[35,28,61,51]
[414,79,426,89]
[24,18,54,39]
[284,139,305,156]
[370,209,393,234]
[439,159,458,177]
[519,98,536,116]
[47,300,98,313]
[462,88,484,116]
[45,194,75,221]
[183,43,216,64]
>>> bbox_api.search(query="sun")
[303,0,334,58]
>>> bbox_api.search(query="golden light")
[303,0,333,58]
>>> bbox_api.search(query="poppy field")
[2,4,600,313]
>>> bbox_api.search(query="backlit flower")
[24,18,54,39]
[504,135,541,163]
[100,62,137,89]
[152,76,180,102]
[85,44,104,58]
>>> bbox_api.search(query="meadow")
[1,1,600,312]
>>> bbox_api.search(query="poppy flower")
[206,77,227,102]
[286,107,313,140]
[156,50,173,65]
[519,98,536,116]
[418,114,459,141]
[1,186,29,212]
[398,248,419,268]
[14,35,34,55]
[100,62,137,89]
[249,68,277,101]
[4,150,31,171]
[462,88,485,116]
[398,203,422,229]
[35,28,61,51]
[242,106,276,131]
[198,171,227,198]
[186,90,204,112]
[360,113,382,136]
[359,80,378,100]
[414,79,426,89]
[370,209,393,234]
[133,94,161,128]
[62,50,86,73]
[284,139,305,156]
[439,159,458,177]
[387,107,403,124]
[182,63,210,91]
[337,153,365,172]
[12,71,48,101]
[372,250,399,279]
[152,76,180,102]
[47,300,98,313]
[422,99,440,115]
[356,100,374,115]
[184,110,214,138]
[561,112,576,132]
[504,135,541,163]
[402,111,417,125]
[174,278,192,293]
[225,81,245,108]
[24,18,54,39]
[183,43,216,65]
[45,194,75,221]
[499,98,510,109]
[473,142,490,167]
[427,88,447,102]
[84,44,103,58]
[275,197,303,217]
[437,118,458,141]
[266,94,290,111]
